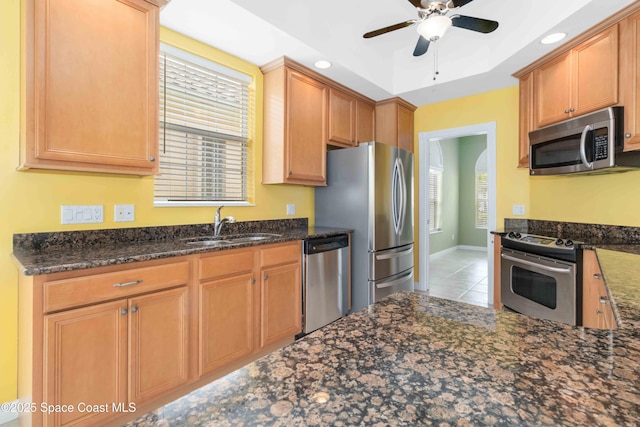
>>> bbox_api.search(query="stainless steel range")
[501,232,583,325]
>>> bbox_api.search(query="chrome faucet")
[214,206,236,237]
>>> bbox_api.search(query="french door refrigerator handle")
[375,246,414,260]
[391,159,400,235]
[375,270,414,289]
[397,158,407,234]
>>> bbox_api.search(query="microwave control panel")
[594,127,609,161]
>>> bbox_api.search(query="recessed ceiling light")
[314,60,332,69]
[540,33,567,45]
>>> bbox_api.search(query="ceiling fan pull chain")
[433,42,440,81]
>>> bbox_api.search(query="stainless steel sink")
[185,233,281,247]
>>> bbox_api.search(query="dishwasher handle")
[304,234,349,255]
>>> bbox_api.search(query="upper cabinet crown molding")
[21,0,161,175]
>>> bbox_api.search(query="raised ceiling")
[160,0,636,106]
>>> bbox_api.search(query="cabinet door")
[572,25,619,117]
[355,100,375,144]
[534,51,572,127]
[44,300,127,427]
[24,0,159,175]
[286,70,327,184]
[397,105,414,153]
[620,11,640,150]
[582,250,616,329]
[260,263,302,348]
[200,273,255,375]
[128,287,189,405]
[328,88,356,147]
[518,72,534,168]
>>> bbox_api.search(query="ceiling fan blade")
[450,0,475,7]
[363,20,417,38]
[451,15,499,33]
[413,36,430,56]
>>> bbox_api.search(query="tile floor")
[428,248,489,308]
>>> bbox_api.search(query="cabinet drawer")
[200,250,255,281]
[43,261,190,313]
[261,242,301,267]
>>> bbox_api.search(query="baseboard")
[0,400,19,424]
[429,246,459,260]
[458,245,488,252]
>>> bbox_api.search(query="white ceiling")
[160,0,636,106]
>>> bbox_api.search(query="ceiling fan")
[363,0,499,57]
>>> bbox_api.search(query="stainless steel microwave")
[529,107,640,175]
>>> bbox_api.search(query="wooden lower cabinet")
[260,262,302,348]
[582,250,616,330]
[44,301,128,427]
[200,273,255,375]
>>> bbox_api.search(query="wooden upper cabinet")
[261,58,327,186]
[375,98,416,152]
[327,88,376,147]
[22,0,161,175]
[533,25,619,128]
[619,9,640,150]
[356,100,376,144]
[328,88,356,147]
[518,72,534,168]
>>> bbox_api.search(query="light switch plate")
[512,204,526,215]
[61,205,103,224]
[286,203,296,215]
[114,204,135,222]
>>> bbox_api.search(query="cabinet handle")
[150,156,156,162]
[593,273,602,280]
[599,296,609,305]
[131,306,139,313]
[288,170,292,175]
[113,280,143,288]
[251,278,256,284]
[569,107,575,112]
[625,133,632,139]
[120,308,128,315]
[564,109,570,114]
[264,275,269,280]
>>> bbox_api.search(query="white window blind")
[429,141,444,232]
[155,45,251,203]
[475,149,488,229]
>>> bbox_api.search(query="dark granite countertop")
[12,219,352,276]
[124,247,640,426]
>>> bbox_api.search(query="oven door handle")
[579,124,594,169]
[501,253,572,274]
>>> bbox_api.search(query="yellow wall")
[529,171,640,226]
[413,86,529,279]
[0,7,313,402]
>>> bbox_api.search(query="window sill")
[429,229,443,235]
[154,201,255,208]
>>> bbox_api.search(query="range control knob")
[508,232,516,238]
[556,239,564,246]
[515,232,522,239]
[565,240,574,247]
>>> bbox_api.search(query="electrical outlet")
[286,203,296,215]
[114,204,135,222]
[61,205,104,225]
[512,204,526,215]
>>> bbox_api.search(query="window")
[154,44,252,205]
[429,141,444,232]
[475,149,488,228]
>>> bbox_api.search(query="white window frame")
[428,140,444,233]
[475,149,488,229]
[154,44,254,207]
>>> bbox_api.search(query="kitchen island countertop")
[124,246,640,426]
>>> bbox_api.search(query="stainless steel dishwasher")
[302,234,350,335]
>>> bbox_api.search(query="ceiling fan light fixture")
[540,32,567,45]
[417,15,452,41]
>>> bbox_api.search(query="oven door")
[501,248,576,325]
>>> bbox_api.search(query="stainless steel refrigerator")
[315,142,414,312]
